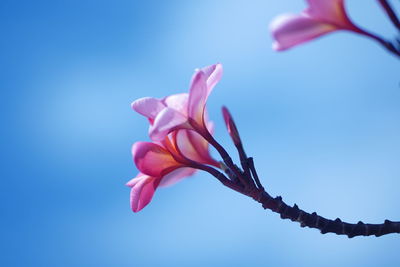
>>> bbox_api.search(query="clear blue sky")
[1,0,399,266]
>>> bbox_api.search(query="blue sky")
[1,0,399,266]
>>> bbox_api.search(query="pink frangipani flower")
[132,63,223,141]
[270,0,367,51]
[127,63,227,212]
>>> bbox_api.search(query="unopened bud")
[222,106,242,146]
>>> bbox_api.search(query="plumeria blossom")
[132,63,223,141]
[127,64,223,212]
[270,0,366,51]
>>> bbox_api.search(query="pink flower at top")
[132,63,223,141]
[270,0,366,51]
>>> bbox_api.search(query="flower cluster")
[127,64,224,212]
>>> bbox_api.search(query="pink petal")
[188,70,208,123]
[162,93,189,116]
[132,141,182,177]
[149,107,189,141]
[200,63,223,93]
[131,97,166,120]
[159,167,196,187]
[305,0,352,28]
[126,173,145,187]
[175,129,218,167]
[270,14,337,51]
[175,130,204,163]
[129,174,160,212]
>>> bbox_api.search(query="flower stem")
[358,29,400,58]
[195,163,243,192]
[189,118,249,185]
[378,0,400,31]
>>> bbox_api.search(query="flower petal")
[305,0,350,26]
[201,63,223,93]
[188,64,222,123]
[188,70,209,125]
[149,107,189,141]
[129,174,160,212]
[132,141,182,177]
[126,173,145,187]
[131,97,166,121]
[175,129,218,167]
[270,14,336,51]
[162,93,189,116]
[159,167,196,187]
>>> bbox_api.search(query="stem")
[358,29,400,57]
[195,163,243,192]
[200,159,400,237]
[194,108,399,237]
[214,110,399,237]
[247,157,264,191]
[189,119,248,185]
[235,142,251,180]
[378,0,400,31]
[256,190,400,238]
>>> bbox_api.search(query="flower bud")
[222,106,242,146]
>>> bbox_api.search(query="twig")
[378,0,400,31]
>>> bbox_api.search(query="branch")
[208,107,400,238]
[378,0,400,31]
[202,160,400,237]
[256,190,400,238]
[359,30,400,58]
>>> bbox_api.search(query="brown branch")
[206,107,400,237]
[378,0,400,31]
[255,190,400,238]
[358,30,400,58]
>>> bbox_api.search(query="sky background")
[1,0,400,266]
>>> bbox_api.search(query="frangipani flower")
[127,63,239,212]
[132,63,223,141]
[127,63,224,212]
[270,0,365,51]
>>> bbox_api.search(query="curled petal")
[270,14,336,51]
[131,97,166,121]
[159,167,196,187]
[201,63,223,93]
[175,129,218,166]
[188,64,222,125]
[188,71,208,123]
[149,107,189,141]
[127,174,160,212]
[132,141,182,177]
